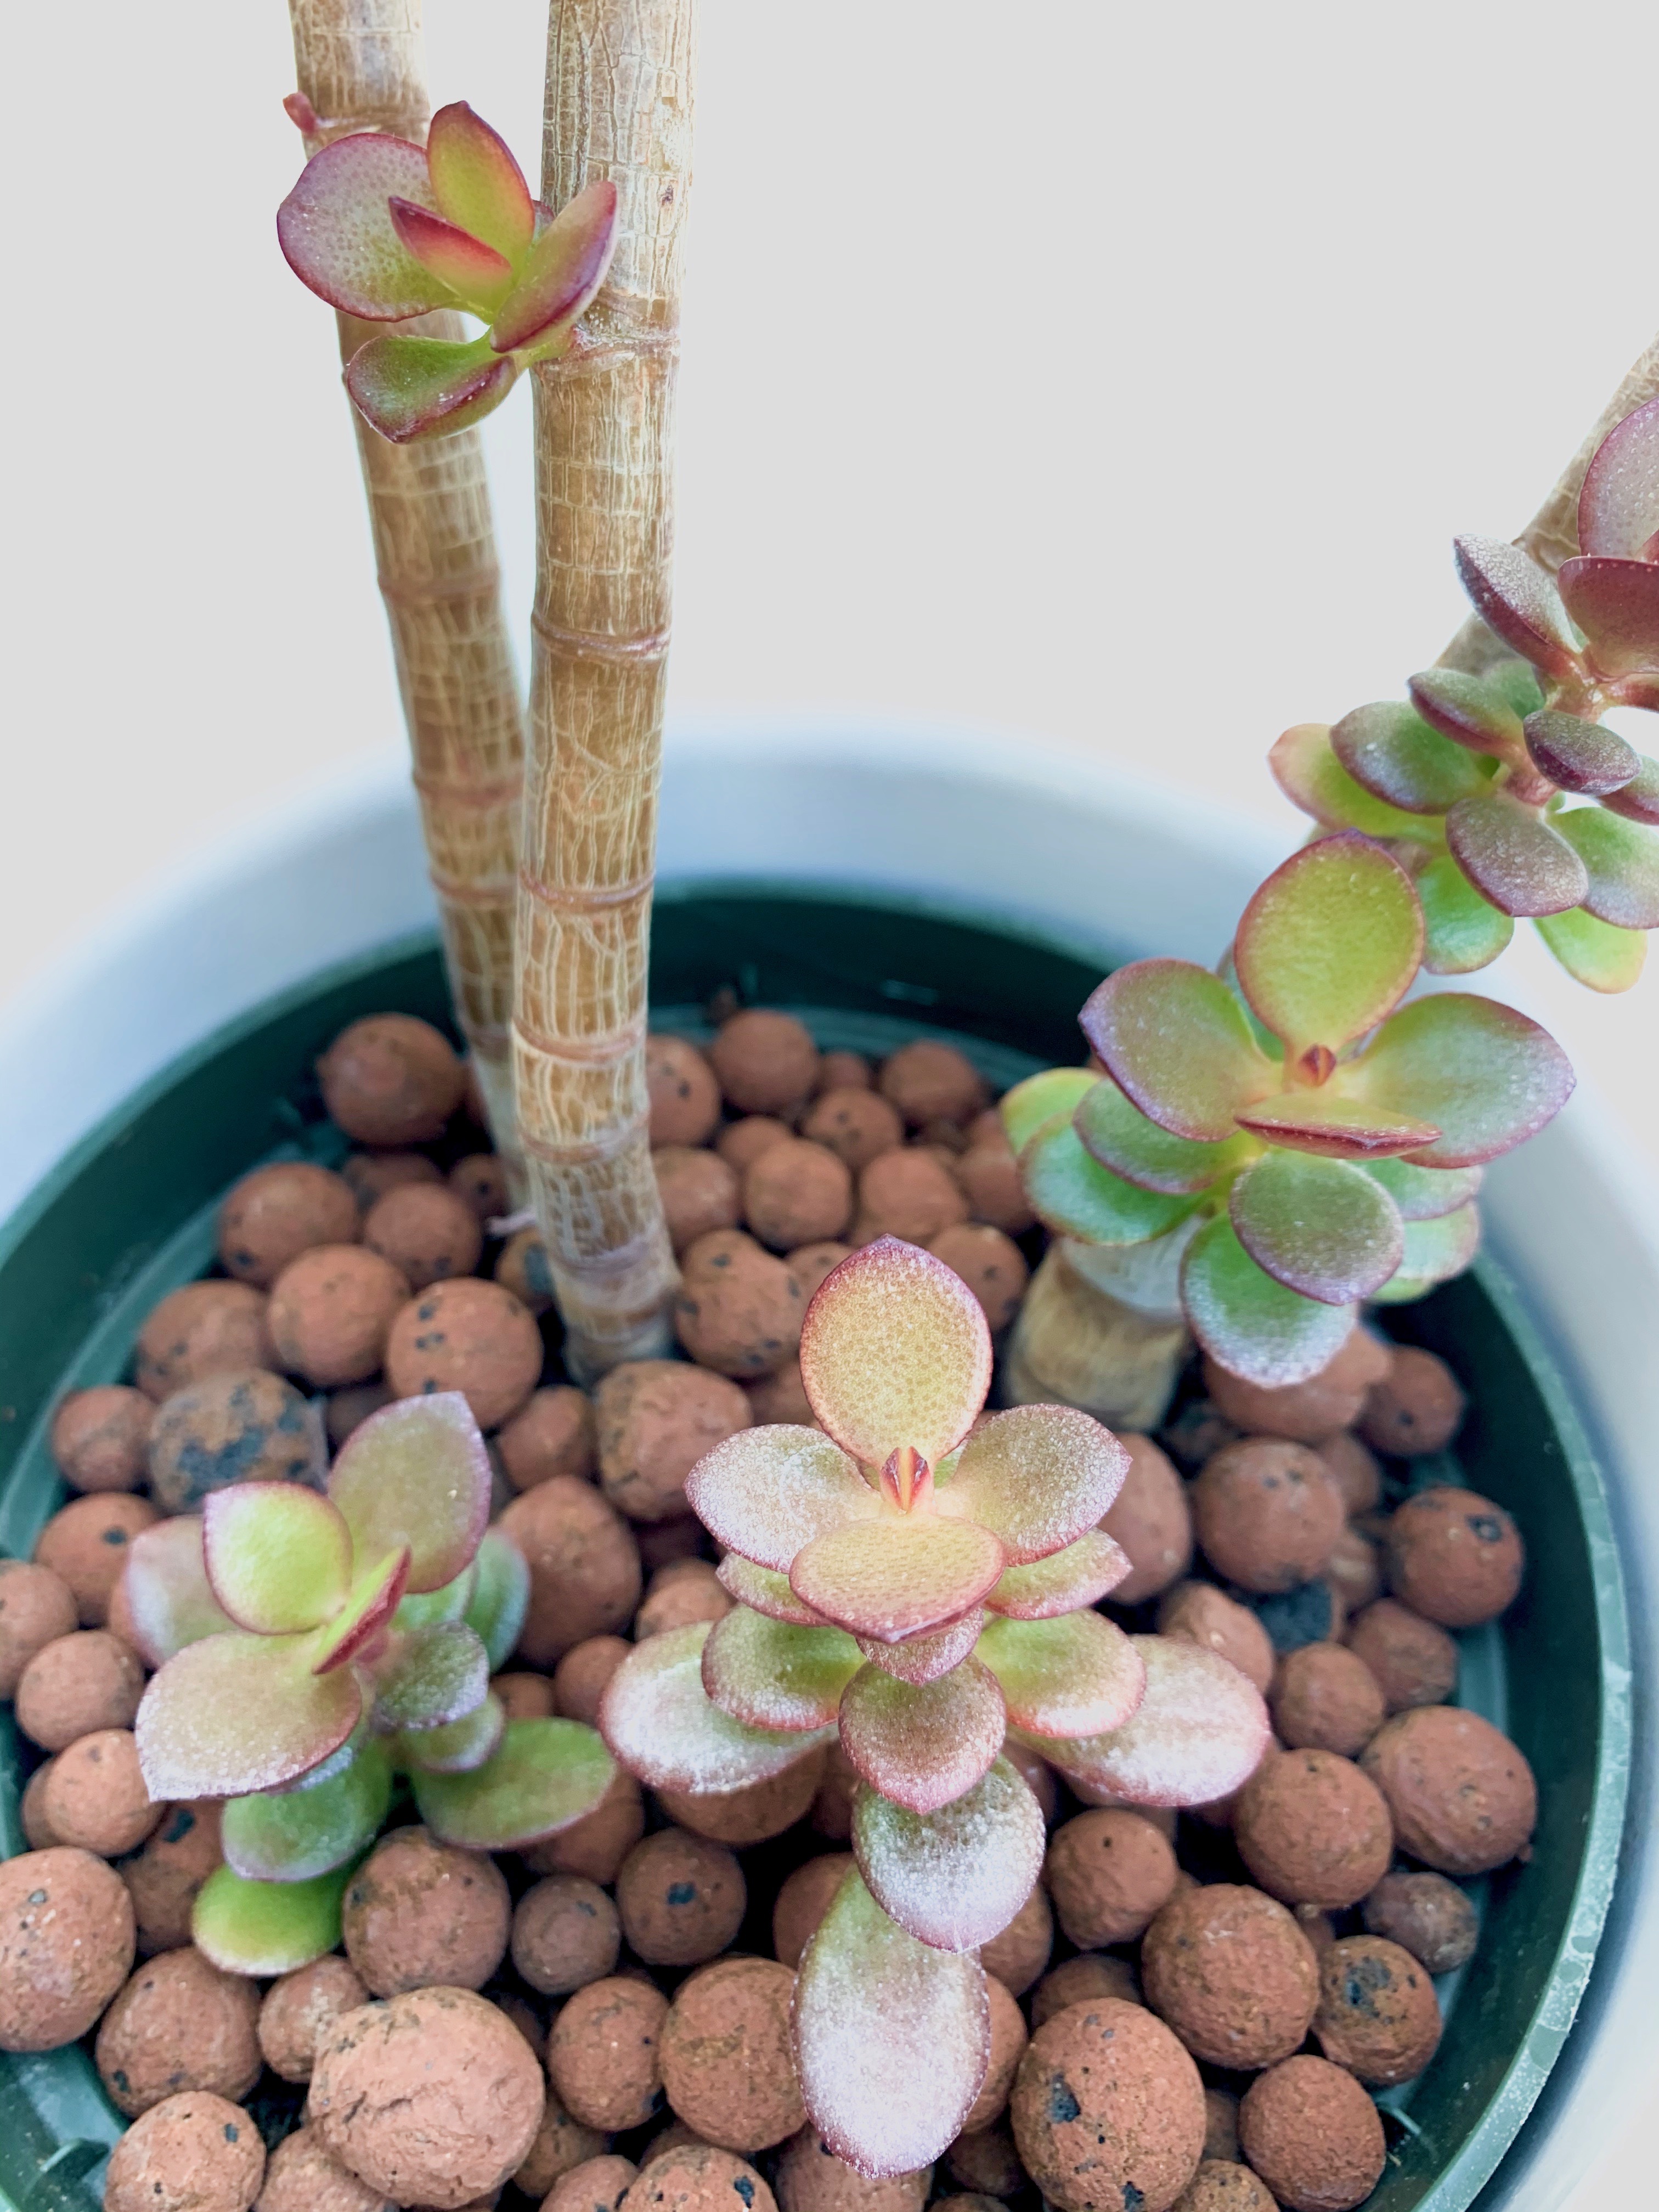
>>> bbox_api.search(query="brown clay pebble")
[1011,1996,1205,2212]
[500,1386,598,1492]
[134,1282,275,1402]
[1312,1933,1441,2086]
[960,1973,1029,2133]
[148,1370,322,1513]
[809,1741,859,1841]
[648,1035,724,1147]
[879,1040,988,1128]
[104,2092,264,2212]
[0,1846,136,2050]
[1386,1485,1525,1628]
[1202,1331,1393,1447]
[1235,1750,1394,1908]
[1170,2162,1276,2212]
[258,1955,370,2081]
[495,1671,559,1721]
[745,1358,815,1424]
[717,1117,794,1172]
[120,1800,222,1957]
[1345,1598,1459,1712]
[1270,1643,1386,1758]
[744,1138,854,1250]
[515,2091,610,2197]
[1325,1525,1383,1616]
[709,1011,820,1115]
[674,1229,805,1378]
[1238,2055,1385,2211]
[40,1728,158,1857]
[638,1515,708,1570]
[1318,1432,1383,1517]
[627,2145,778,2212]
[547,2157,639,2212]
[217,1161,360,1288]
[617,1830,746,1966]
[549,1976,670,2129]
[659,1956,803,2151]
[944,2130,1019,2197]
[498,1227,557,1316]
[343,1150,444,1207]
[1362,1869,1479,1973]
[956,1145,1037,1236]
[309,1985,543,2208]
[342,1826,510,1996]
[658,1747,827,1846]
[1156,1582,1275,1695]
[15,1628,144,1750]
[1361,1705,1537,1875]
[854,1147,969,1244]
[95,1945,261,2115]
[1192,1441,1345,1595]
[499,1479,642,1664]
[928,1223,1030,1331]
[268,1246,410,1389]
[1140,1883,1318,2069]
[1100,1435,1193,1604]
[979,1881,1053,1996]
[636,1563,735,1640]
[786,1242,855,1305]
[596,1361,752,1523]
[800,1087,904,1173]
[555,1635,633,1724]
[524,1770,647,1887]
[776,2129,930,2212]
[325,1380,394,1449]
[1360,1346,1465,1456]
[513,1876,622,1996]
[450,1152,511,1222]
[1031,1953,1141,2028]
[33,1491,157,1626]
[387,1276,545,1429]
[49,1386,154,1495]
[1046,1809,1178,1949]
[319,1013,467,1145]
[363,1181,484,1290]
[253,2126,386,2212]
[20,1762,59,1850]
[0,1560,78,1695]
[656,1147,744,1255]
[817,1050,872,1093]
[1202,2090,1240,2164]
[773,1854,854,1969]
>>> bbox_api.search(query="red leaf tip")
[879,1446,933,1514]
[284,92,319,136]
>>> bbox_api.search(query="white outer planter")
[2,718,1654,2209]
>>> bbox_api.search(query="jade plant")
[126,1395,613,1974]
[599,1239,1269,2176]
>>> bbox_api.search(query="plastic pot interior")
[0,885,1628,2212]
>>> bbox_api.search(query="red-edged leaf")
[1368,1205,1482,1304]
[838,1656,1006,1814]
[800,1239,992,1470]
[202,1483,352,1634]
[791,1516,1005,1644]
[1359,1155,1483,1221]
[852,1757,1045,1952]
[491,179,620,352]
[1345,993,1575,1166]
[686,1426,877,1574]
[1181,1215,1358,1388]
[702,1605,864,1731]
[1446,790,1590,916]
[1558,555,1659,678]
[1331,703,1492,811]
[1579,396,1659,559]
[328,1392,490,1594]
[1020,1118,1201,1243]
[1269,723,1441,841]
[984,1530,1132,1618]
[1454,534,1584,678]
[1555,808,1659,928]
[412,1717,616,1849]
[371,1621,490,1731]
[1416,851,1516,974]
[600,1621,834,1792]
[715,1553,832,1625]
[1234,834,1424,1058]
[975,1612,1146,1739]
[121,1516,231,1664]
[387,197,513,312]
[1030,1635,1271,1808]
[1080,960,1277,1143]
[1535,906,1647,991]
[794,1870,991,2177]
[345,333,517,444]
[1074,1075,1248,1195]
[935,1404,1128,1565]
[856,1608,988,1685]
[1406,671,1525,759]
[426,101,535,259]
[309,1547,409,1673]
[464,1530,530,1671]
[1233,1091,1441,1160]
[1523,710,1640,794]
[137,1632,361,1800]
[1230,1151,1404,1305]
[999,1068,1099,1156]
[276,133,451,317]
[1601,756,1659,825]
[398,1692,504,1775]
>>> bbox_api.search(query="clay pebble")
[134,1282,275,1402]
[500,1386,599,1491]
[0,1559,78,1696]
[555,1635,634,1724]
[514,2091,610,2198]
[636,1562,735,1641]
[960,1973,1029,2134]
[523,1770,646,1887]
[675,1229,805,1378]
[33,1491,158,1626]
[385,1276,544,1429]
[104,2092,264,2212]
[879,1040,988,1128]
[544,2154,641,2212]
[549,1975,670,2130]
[450,1151,511,1222]
[776,2128,930,2212]
[217,1161,359,1288]
[0,1846,136,2051]
[854,1147,969,1244]
[513,1875,622,1996]
[955,1144,1036,1235]
[709,1010,820,1115]
[1386,1485,1524,1628]
[342,1150,443,1207]
[1191,1440,1345,1594]
[927,1223,1030,1330]
[49,1386,155,1495]
[624,2143,778,2212]
[596,1359,752,1523]
[1313,1933,1442,2085]
[1099,1435,1193,1603]
[772,1853,855,1969]
[95,1944,262,2116]
[1009,1996,1206,2212]
[1156,1582,1275,1695]
[341,1825,510,1997]
[258,1954,370,2081]
[1360,1705,1537,1875]
[121,1799,224,1956]
[660,1955,804,2151]
[318,1014,466,1146]
[268,1246,409,1389]
[496,1477,642,1666]
[943,2129,1020,2198]
[362,1180,484,1289]
[616,1829,746,1966]
[658,1747,826,1844]
[648,1035,724,1147]
[1031,1953,1141,2028]
[656,1147,744,1254]
[1345,1597,1458,1712]
[1359,1347,1465,1456]
[1201,1331,1392,1446]
[1170,2161,1276,2211]
[800,1088,904,1172]
[498,1227,557,1314]
[252,2125,387,2212]
[15,1628,145,1750]
[147,1370,321,1513]
[717,1118,793,1172]
[40,1726,159,1857]
[1269,1642,1386,1758]
[1046,1808,1179,1949]
[1235,1749,1395,1909]
[1362,1868,1479,1974]
[745,1138,854,1250]
[785,1242,855,1305]
[979,1880,1054,1996]
[1140,1882,1319,2069]
[1238,2055,1386,2211]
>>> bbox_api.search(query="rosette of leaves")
[127,1394,613,1974]
[1007,832,1573,1387]
[276,99,619,442]
[598,1239,1269,2177]
[1273,397,1659,991]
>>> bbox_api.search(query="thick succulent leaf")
[1555,808,1659,929]
[1601,755,1659,825]
[120,1516,231,1666]
[852,1758,1045,1951]
[1368,1206,1482,1304]
[1523,709,1640,795]
[137,1632,362,1801]
[1269,723,1442,840]
[601,1621,834,1791]
[792,1516,1005,1644]
[1031,1635,1271,1808]
[413,1717,616,1848]
[1346,994,1575,1166]
[1074,1075,1248,1195]
[462,1530,529,1670]
[702,1605,864,1730]
[1021,1119,1200,1243]
[372,1621,490,1732]
[202,1483,351,1635]
[975,1612,1146,1739]
[491,179,620,351]
[395,1567,476,1632]
[426,101,535,258]
[345,333,518,444]
[328,1392,490,1594]
[686,1426,877,1573]
[999,1066,1099,1155]
[1229,1151,1404,1305]
[1180,1215,1358,1387]
[1535,905,1647,991]
[309,1547,410,1674]
[1417,852,1515,974]
[399,1691,505,1775]
[715,1553,831,1626]
[856,1608,987,1684]
[1331,702,1492,811]
[1079,960,1276,1142]
[799,1238,992,1470]
[1359,1155,1483,1221]
[1445,791,1590,916]
[1485,658,1548,719]
[1406,670,1525,758]
[1559,555,1659,679]
[794,1870,991,2177]
[193,1861,353,1976]
[276,133,450,317]
[1579,394,1659,558]
[937,1404,1129,1566]
[1454,534,1584,678]
[984,1530,1132,1618]
[1233,1090,1440,1160]
[387,196,514,311]
[1234,833,1424,1058]
[221,1737,392,1882]
[838,1656,1006,1814]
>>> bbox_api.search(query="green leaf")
[221,1736,392,1882]
[1080,960,1276,1142]
[491,179,620,352]
[308,1547,410,1674]
[1534,906,1647,991]
[852,1756,1045,1951]
[1020,1118,1200,1243]
[1345,994,1575,1167]
[1234,833,1423,1058]
[1417,852,1515,973]
[398,1691,505,1775]
[1233,1090,1440,1161]
[714,1552,832,1626]
[328,1393,490,1595]
[1028,1635,1270,1808]
[394,1567,476,1631]
[791,1515,1006,1645]
[975,1612,1145,1739]
[1368,1205,1482,1304]
[1269,723,1444,840]
[1358,1155,1483,1221]
[599,1621,836,1793]
[121,1516,232,1666]
[372,1621,490,1733]
[1180,1215,1357,1387]
[700,1605,864,1731]
[1406,669,1525,758]
[462,1530,529,1669]
[193,1860,354,1976]
[941,1404,1130,1566]
[685,1426,878,1576]
[276,133,452,319]
[998,1067,1098,1156]
[1073,1074,1248,1194]
[202,1483,352,1635]
[426,102,535,259]
[344,334,518,445]
[1229,1150,1404,1305]
[411,1717,616,1849]
[1332,701,1493,811]
[1485,659,1547,719]
[1554,808,1659,929]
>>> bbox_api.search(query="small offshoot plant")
[599,1239,1271,2178]
[126,1395,613,1975]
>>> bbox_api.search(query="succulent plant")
[599,1239,1269,2176]
[277,99,619,442]
[1274,396,1659,991]
[127,1394,613,1972]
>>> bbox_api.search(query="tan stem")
[1437,335,1659,675]
[512,0,694,1379]
[287,0,528,1185]
[1006,1246,1188,1432]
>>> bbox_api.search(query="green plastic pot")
[0,887,1629,2212]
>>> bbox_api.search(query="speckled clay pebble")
[147,1369,322,1515]
[674,1230,805,1378]
[341,1826,510,1996]
[960,1973,1029,2134]
[656,1147,744,1255]
[496,1479,642,1666]
[512,1876,622,1996]
[309,1986,543,2210]
[1098,1435,1193,1604]
[1269,1643,1386,1758]
[104,2092,264,2212]
[33,1491,158,1626]
[1191,1441,1345,1595]
[1141,1882,1318,2069]
[0,1560,77,1697]
[362,1181,484,1290]
[343,1151,444,1207]
[659,1956,804,2151]
[513,2091,609,2198]
[498,1227,557,1316]
[1324,1526,1383,1617]
[879,1041,987,1127]
[635,1563,735,1640]
[956,1145,1036,1237]
[1010,1996,1205,2212]
[1359,1347,1464,1456]
[450,1153,510,1223]
[217,1162,360,1289]
[95,1944,262,2115]
[251,2125,387,2212]
[772,1853,854,1969]
[775,2129,930,2212]
[258,1955,370,2083]
[596,1361,752,1523]
[1155,1582,1274,1695]
[944,2130,1020,2198]
[1317,1433,1383,1516]
[40,1728,159,1858]
[616,1830,746,1966]
[744,1138,854,1251]
[744,1358,815,1424]
[1170,2160,1277,2211]
[1312,1933,1441,2085]
[119,1800,221,1958]
[853,1148,969,1244]
[1385,1486,1523,1628]
[624,2143,778,2212]
[927,1224,1030,1331]
[1238,2055,1385,2211]
[523,1770,646,1887]
[1360,1705,1536,1875]
[800,1089,904,1173]
[495,1671,559,1722]
[978,1882,1053,1996]
[1201,1333,1392,1447]
[548,1975,670,2130]
[1345,1598,1458,1712]
[648,1036,724,1147]
[499,1387,598,1492]
[544,2155,641,2212]
[267,1246,410,1389]
[1362,1870,1477,1974]
[1031,1953,1141,2028]
[1235,1750,1394,1909]
[318,1014,466,1146]
[134,1282,275,1402]
[385,1277,544,1429]
[15,1628,144,1750]
[710,1011,820,1115]
[785,1242,855,1305]
[658,1748,826,1846]
[1045,1810,1178,1949]
[49,1386,154,1495]
[0,1846,136,2051]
